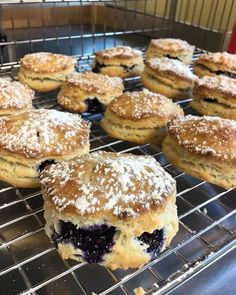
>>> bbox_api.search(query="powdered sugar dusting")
[20,52,76,73]
[151,38,194,53]
[0,109,90,158]
[109,89,183,120]
[66,71,123,94]
[147,57,197,81]
[196,75,236,96]
[40,151,176,218]
[169,115,236,160]
[197,52,236,71]
[0,78,34,110]
[96,46,142,59]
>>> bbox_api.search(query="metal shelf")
[0,51,236,295]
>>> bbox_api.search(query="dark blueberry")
[216,70,236,79]
[203,98,217,103]
[121,64,136,72]
[38,159,56,173]
[92,62,105,73]
[51,221,116,263]
[85,98,105,113]
[165,55,181,61]
[138,228,165,260]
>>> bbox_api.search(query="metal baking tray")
[0,50,236,295]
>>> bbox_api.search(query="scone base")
[100,117,167,144]
[141,72,189,100]
[163,136,236,189]
[190,100,236,120]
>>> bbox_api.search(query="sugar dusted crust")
[40,151,176,221]
[63,71,123,95]
[150,38,194,53]
[193,75,236,98]
[0,109,90,159]
[95,46,142,60]
[20,52,76,74]
[0,79,34,111]
[145,57,197,82]
[167,115,236,163]
[106,89,184,124]
[195,52,236,72]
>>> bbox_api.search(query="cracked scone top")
[40,151,176,219]
[0,109,90,159]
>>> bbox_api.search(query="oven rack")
[0,51,236,295]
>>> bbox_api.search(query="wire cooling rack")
[0,50,236,295]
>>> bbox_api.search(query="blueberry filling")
[85,98,105,113]
[197,64,236,79]
[203,98,217,103]
[215,70,236,79]
[51,221,116,263]
[138,228,165,260]
[165,55,181,61]
[92,62,105,73]
[93,61,137,73]
[38,159,56,173]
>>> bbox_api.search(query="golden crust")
[100,117,168,144]
[145,57,197,82]
[57,72,124,112]
[40,151,176,224]
[0,79,34,113]
[20,52,76,74]
[146,38,194,64]
[166,115,236,163]
[95,46,143,61]
[190,99,236,120]
[193,75,236,108]
[100,89,184,143]
[148,38,194,54]
[0,109,90,160]
[18,66,75,93]
[106,89,184,122]
[194,52,236,74]
[163,135,236,189]
[0,142,89,188]
[141,71,191,99]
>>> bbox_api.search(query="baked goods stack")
[0,38,235,272]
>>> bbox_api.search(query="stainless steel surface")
[0,50,236,295]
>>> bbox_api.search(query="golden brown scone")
[18,52,76,92]
[40,151,178,270]
[0,109,90,188]
[141,57,197,99]
[0,78,34,115]
[162,115,236,189]
[194,52,236,79]
[146,38,194,64]
[57,71,124,113]
[92,46,144,78]
[100,89,184,144]
[190,75,236,120]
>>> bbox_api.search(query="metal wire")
[0,50,235,295]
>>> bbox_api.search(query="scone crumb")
[134,287,146,295]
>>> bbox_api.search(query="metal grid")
[1,0,235,65]
[0,51,236,295]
